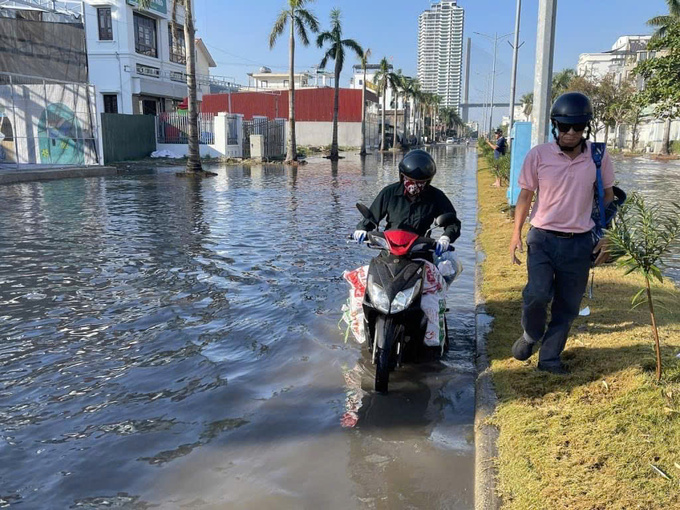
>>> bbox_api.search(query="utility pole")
[508,0,523,136]
[531,0,557,146]
[463,37,471,123]
[475,31,513,136]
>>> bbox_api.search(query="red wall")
[202,88,375,122]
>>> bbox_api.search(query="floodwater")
[613,156,680,283]
[0,147,478,509]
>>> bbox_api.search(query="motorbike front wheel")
[373,317,403,394]
[375,347,390,394]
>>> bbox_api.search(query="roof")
[195,39,216,68]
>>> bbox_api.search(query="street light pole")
[474,31,514,137]
[508,0,523,136]
[531,0,557,146]
[489,33,498,135]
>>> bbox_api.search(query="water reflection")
[0,148,477,508]
[614,157,680,282]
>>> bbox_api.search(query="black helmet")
[550,92,593,124]
[495,129,503,135]
[399,149,436,181]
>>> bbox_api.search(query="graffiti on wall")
[38,104,84,165]
[0,83,97,165]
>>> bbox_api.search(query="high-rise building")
[417,0,465,111]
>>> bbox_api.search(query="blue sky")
[194,0,669,121]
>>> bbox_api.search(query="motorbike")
[353,203,459,393]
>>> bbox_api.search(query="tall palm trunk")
[183,0,202,172]
[360,66,367,155]
[330,58,340,159]
[380,83,386,151]
[662,117,672,155]
[392,90,398,149]
[287,15,297,162]
[403,100,409,142]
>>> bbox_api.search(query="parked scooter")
[352,203,458,393]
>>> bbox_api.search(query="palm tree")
[432,95,442,141]
[359,47,371,155]
[316,9,363,161]
[520,92,533,117]
[648,0,680,40]
[373,57,391,151]
[405,79,422,144]
[269,0,319,163]
[140,0,202,172]
[388,70,404,149]
[551,68,576,101]
[400,76,414,143]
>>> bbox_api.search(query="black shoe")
[537,362,570,375]
[512,336,536,361]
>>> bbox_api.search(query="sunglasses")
[556,121,587,133]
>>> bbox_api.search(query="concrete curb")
[0,166,119,185]
[474,239,501,509]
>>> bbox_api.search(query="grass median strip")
[476,163,680,509]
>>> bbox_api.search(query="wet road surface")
[0,147,477,509]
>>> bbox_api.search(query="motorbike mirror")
[356,203,378,228]
[435,213,457,228]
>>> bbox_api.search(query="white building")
[577,35,653,87]
[83,0,215,116]
[349,63,407,115]
[417,0,464,110]
[247,68,334,90]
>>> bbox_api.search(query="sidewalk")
[0,165,119,185]
[476,163,680,509]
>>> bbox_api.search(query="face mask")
[404,178,427,196]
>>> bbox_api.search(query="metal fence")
[0,72,99,167]
[227,114,238,145]
[156,112,215,144]
[242,117,285,159]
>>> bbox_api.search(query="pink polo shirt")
[518,141,615,233]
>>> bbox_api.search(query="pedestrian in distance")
[485,128,507,159]
[509,92,615,375]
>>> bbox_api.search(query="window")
[260,80,268,88]
[97,7,113,40]
[134,13,157,58]
[103,94,118,114]
[168,25,186,64]
[283,79,289,87]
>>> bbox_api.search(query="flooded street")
[613,156,680,283]
[0,147,477,509]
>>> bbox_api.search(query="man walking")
[509,93,615,374]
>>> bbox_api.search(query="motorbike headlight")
[367,274,391,313]
[390,279,422,313]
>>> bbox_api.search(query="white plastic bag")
[342,261,446,348]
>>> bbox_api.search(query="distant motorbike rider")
[353,149,461,256]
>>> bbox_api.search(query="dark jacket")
[357,182,461,242]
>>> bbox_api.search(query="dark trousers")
[521,227,593,367]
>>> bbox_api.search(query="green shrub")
[671,140,680,154]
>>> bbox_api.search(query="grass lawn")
[477,162,680,509]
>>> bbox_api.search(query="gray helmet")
[550,92,593,125]
[398,149,436,181]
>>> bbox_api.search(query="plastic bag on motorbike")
[342,261,447,348]
[435,251,463,287]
